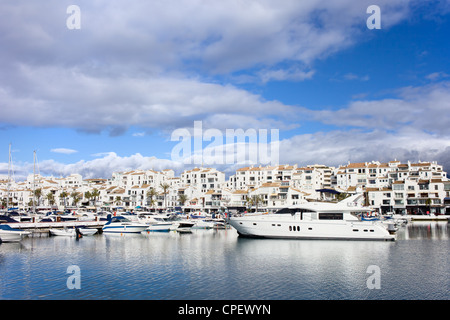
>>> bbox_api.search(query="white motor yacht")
[229,196,396,241]
[192,218,216,229]
[102,216,148,233]
[0,225,31,242]
[144,217,177,232]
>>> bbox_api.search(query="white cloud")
[50,148,78,154]
[0,0,414,135]
[8,152,185,181]
[343,73,370,81]
[279,128,450,169]
[425,72,449,81]
[310,81,450,135]
[277,81,450,170]
[258,68,315,84]
[0,64,301,134]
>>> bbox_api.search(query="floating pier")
[5,220,106,237]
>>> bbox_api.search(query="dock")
[393,214,450,222]
[409,215,449,222]
[6,220,107,237]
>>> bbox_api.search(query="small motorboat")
[144,217,177,232]
[192,219,216,229]
[176,221,195,233]
[50,227,98,237]
[0,225,31,242]
[102,216,148,233]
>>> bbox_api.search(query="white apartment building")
[366,178,449,214]
[2,159,448,215]
[336,160,446,190]
[180,167,225,193]
[227,164,333,198]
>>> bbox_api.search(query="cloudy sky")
[1,0,450,180]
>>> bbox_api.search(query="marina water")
[0,222,448,300]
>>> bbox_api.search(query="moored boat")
[0,225,31,242]
[50,227,98,236]
[102,216,148,233]
[144,217,177,232]
[229,196,396,241]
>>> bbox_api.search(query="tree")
[46,193,55,207]
[71,191,80,207]
[60,191,68,208]
[246,195,263,213]
[160,182,170,210]
[84,191,92,205]
[178,194,188,207]
[336,192,350,202]
[146,187,158,208]
[91,189,100,208]
[34,188,42,207]
[252,195,264,213]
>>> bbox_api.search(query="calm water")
[0,222,448,300]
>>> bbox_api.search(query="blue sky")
[1,0,450,180]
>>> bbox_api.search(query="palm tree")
[146,187,158,209]
[84,191,92,205]
[91,189,100,208]
[46,193,55,207]
[251,195,264,213]
[246,195,263,213]
[60,191,68,208]
[336,192,350,202]
[178,194,188,207]
[71,191,80,207]
[160,182,170,210]
[34,188,42,207]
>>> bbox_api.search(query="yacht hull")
[0,230,30,242]
[229,216,395,241]
[102,225,148,233]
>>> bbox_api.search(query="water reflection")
[0,222,448,300]
[399,222,449,240]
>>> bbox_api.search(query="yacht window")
[353,229,359,232]
[319,213,343,220]
[289,226,292,231]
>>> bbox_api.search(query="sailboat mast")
[33,150,36,214]
[7,143,11,210]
